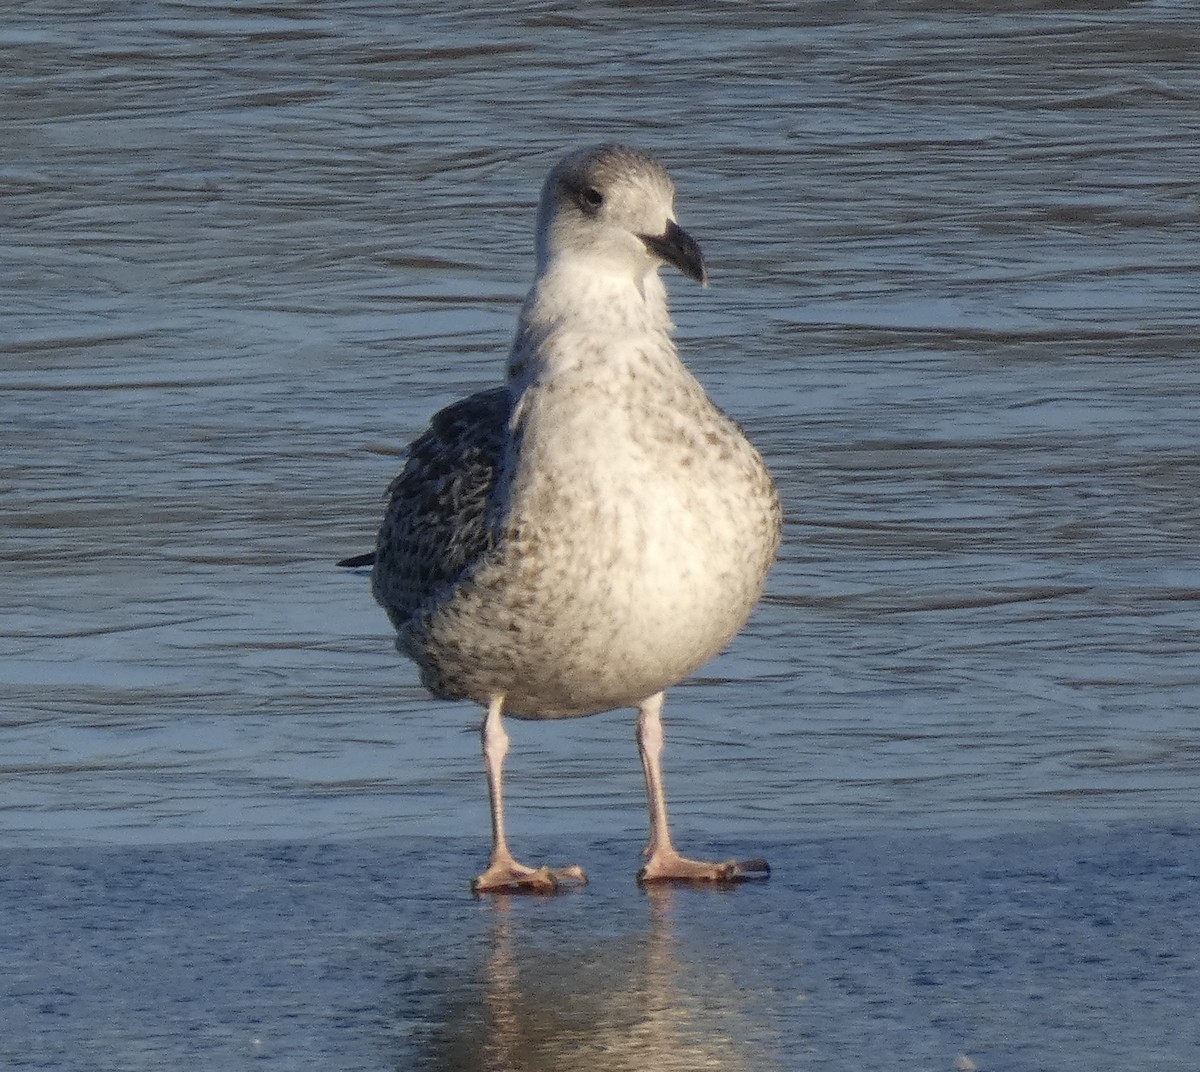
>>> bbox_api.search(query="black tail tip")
[337,551,376,569]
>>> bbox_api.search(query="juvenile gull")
[342,145,781,892]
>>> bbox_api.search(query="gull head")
[535,144,707,287]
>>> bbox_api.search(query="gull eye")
[579,185,604,213]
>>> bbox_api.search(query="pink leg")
[636,692,769,884]
[472,696,587,894]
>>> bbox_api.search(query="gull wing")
[371,385,512,629]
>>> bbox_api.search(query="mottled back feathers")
[370,386,511,630]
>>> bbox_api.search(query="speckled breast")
[405,382,781,718]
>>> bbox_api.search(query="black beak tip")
[640,221,707,285]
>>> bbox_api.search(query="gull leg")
[635,692,769,884]
[471,696,587,894]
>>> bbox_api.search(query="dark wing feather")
[371,386,512,629]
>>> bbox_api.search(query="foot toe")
[724,857,770,880]
[551,864,588,886]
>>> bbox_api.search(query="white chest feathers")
[423,337,780,717]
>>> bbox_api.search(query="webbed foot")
[472,859,588,895]
[638,849,769,885]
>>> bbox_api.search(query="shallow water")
[4,828,1199,1071]
[2,1,1199,1067]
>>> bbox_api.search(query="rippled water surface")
[3,2,1199,1068]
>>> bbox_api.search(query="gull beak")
[640,220,708,285]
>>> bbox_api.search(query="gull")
[340,145,781,892]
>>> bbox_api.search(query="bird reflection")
[415,888,778,1072]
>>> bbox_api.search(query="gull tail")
[337,551,376,569]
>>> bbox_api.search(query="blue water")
[2,1,1199,1068]
[4,829,1198,1072]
